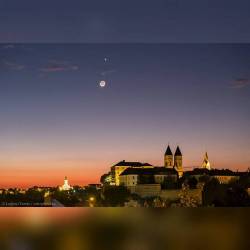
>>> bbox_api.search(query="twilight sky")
[0,44,249,187]
[0,0,250,43]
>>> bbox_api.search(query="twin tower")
[164,145,183,177]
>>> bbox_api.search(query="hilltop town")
[100,146,250,206]
[1,146,250,207]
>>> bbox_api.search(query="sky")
[0,0,250,43]
[0,0,250,187]
[0,43,250,188]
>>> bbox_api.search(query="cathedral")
[164,145,183,177]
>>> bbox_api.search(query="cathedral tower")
[174,146,183,177]
[164,145,173,168]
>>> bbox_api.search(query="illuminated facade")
[164,145,173,167]
[164,145,183,177]
[201,152,211,170]
[174,146,183,177]
[109,146,184,185]
[119,167,178,187]
[111,161,153,185]
[59,176,72,191]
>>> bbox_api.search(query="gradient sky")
[0,44,249,188]
[0,0,250,43]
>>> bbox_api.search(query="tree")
[203,177,250,207]
[100,172,112,185]
[25,188,45,204]
[102,186,130,206]
[237,174,250,188]
[203,178,227,206]
[198,175,210,184]
[226,183,250,206]
[187,177,198,189]
[161,176,177,190]
[52,189,79,206]
[177,183,202,207]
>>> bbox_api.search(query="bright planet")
[99,80,106,87]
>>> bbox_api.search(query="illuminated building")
[173,146,183,177]
[164,145,173,168]
[107,146,184,185]
[111,161,153,185]
[164,145,183,177]
[119,167,178,187]
[201,152,211,170]
[59,176,72,191]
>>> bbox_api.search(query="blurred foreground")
[0,208,249,250]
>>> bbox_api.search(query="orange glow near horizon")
[0,159,107,188]
[1,156,249,189]
[0,168,103,189]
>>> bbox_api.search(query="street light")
[89,197,95,202]
[88,196,95,207]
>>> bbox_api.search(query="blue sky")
[0,44,250,187]
[0,0,250,43]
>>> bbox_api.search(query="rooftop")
[174,146,182,156]
[120,167,178,176]
[184,168,247,177]
[113,160,152,167]
[165,145,173,156]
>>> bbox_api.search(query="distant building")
[201,152,211,170]
[111,160,153,185]
[182,152,247,184]
[59,176,72,191]
[184,168,243,184]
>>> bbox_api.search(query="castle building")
[111,160,153,185]
[119,167,178,187]
[107,146,184,186]
[201,152,211,170]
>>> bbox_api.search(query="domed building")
[59,176,72,191]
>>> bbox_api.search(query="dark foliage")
[102,186,130,206]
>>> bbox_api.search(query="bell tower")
[174,146,183,177]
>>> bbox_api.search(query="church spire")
[202,152,211,170]
[165,145,173,156]
[174,146,182,156]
